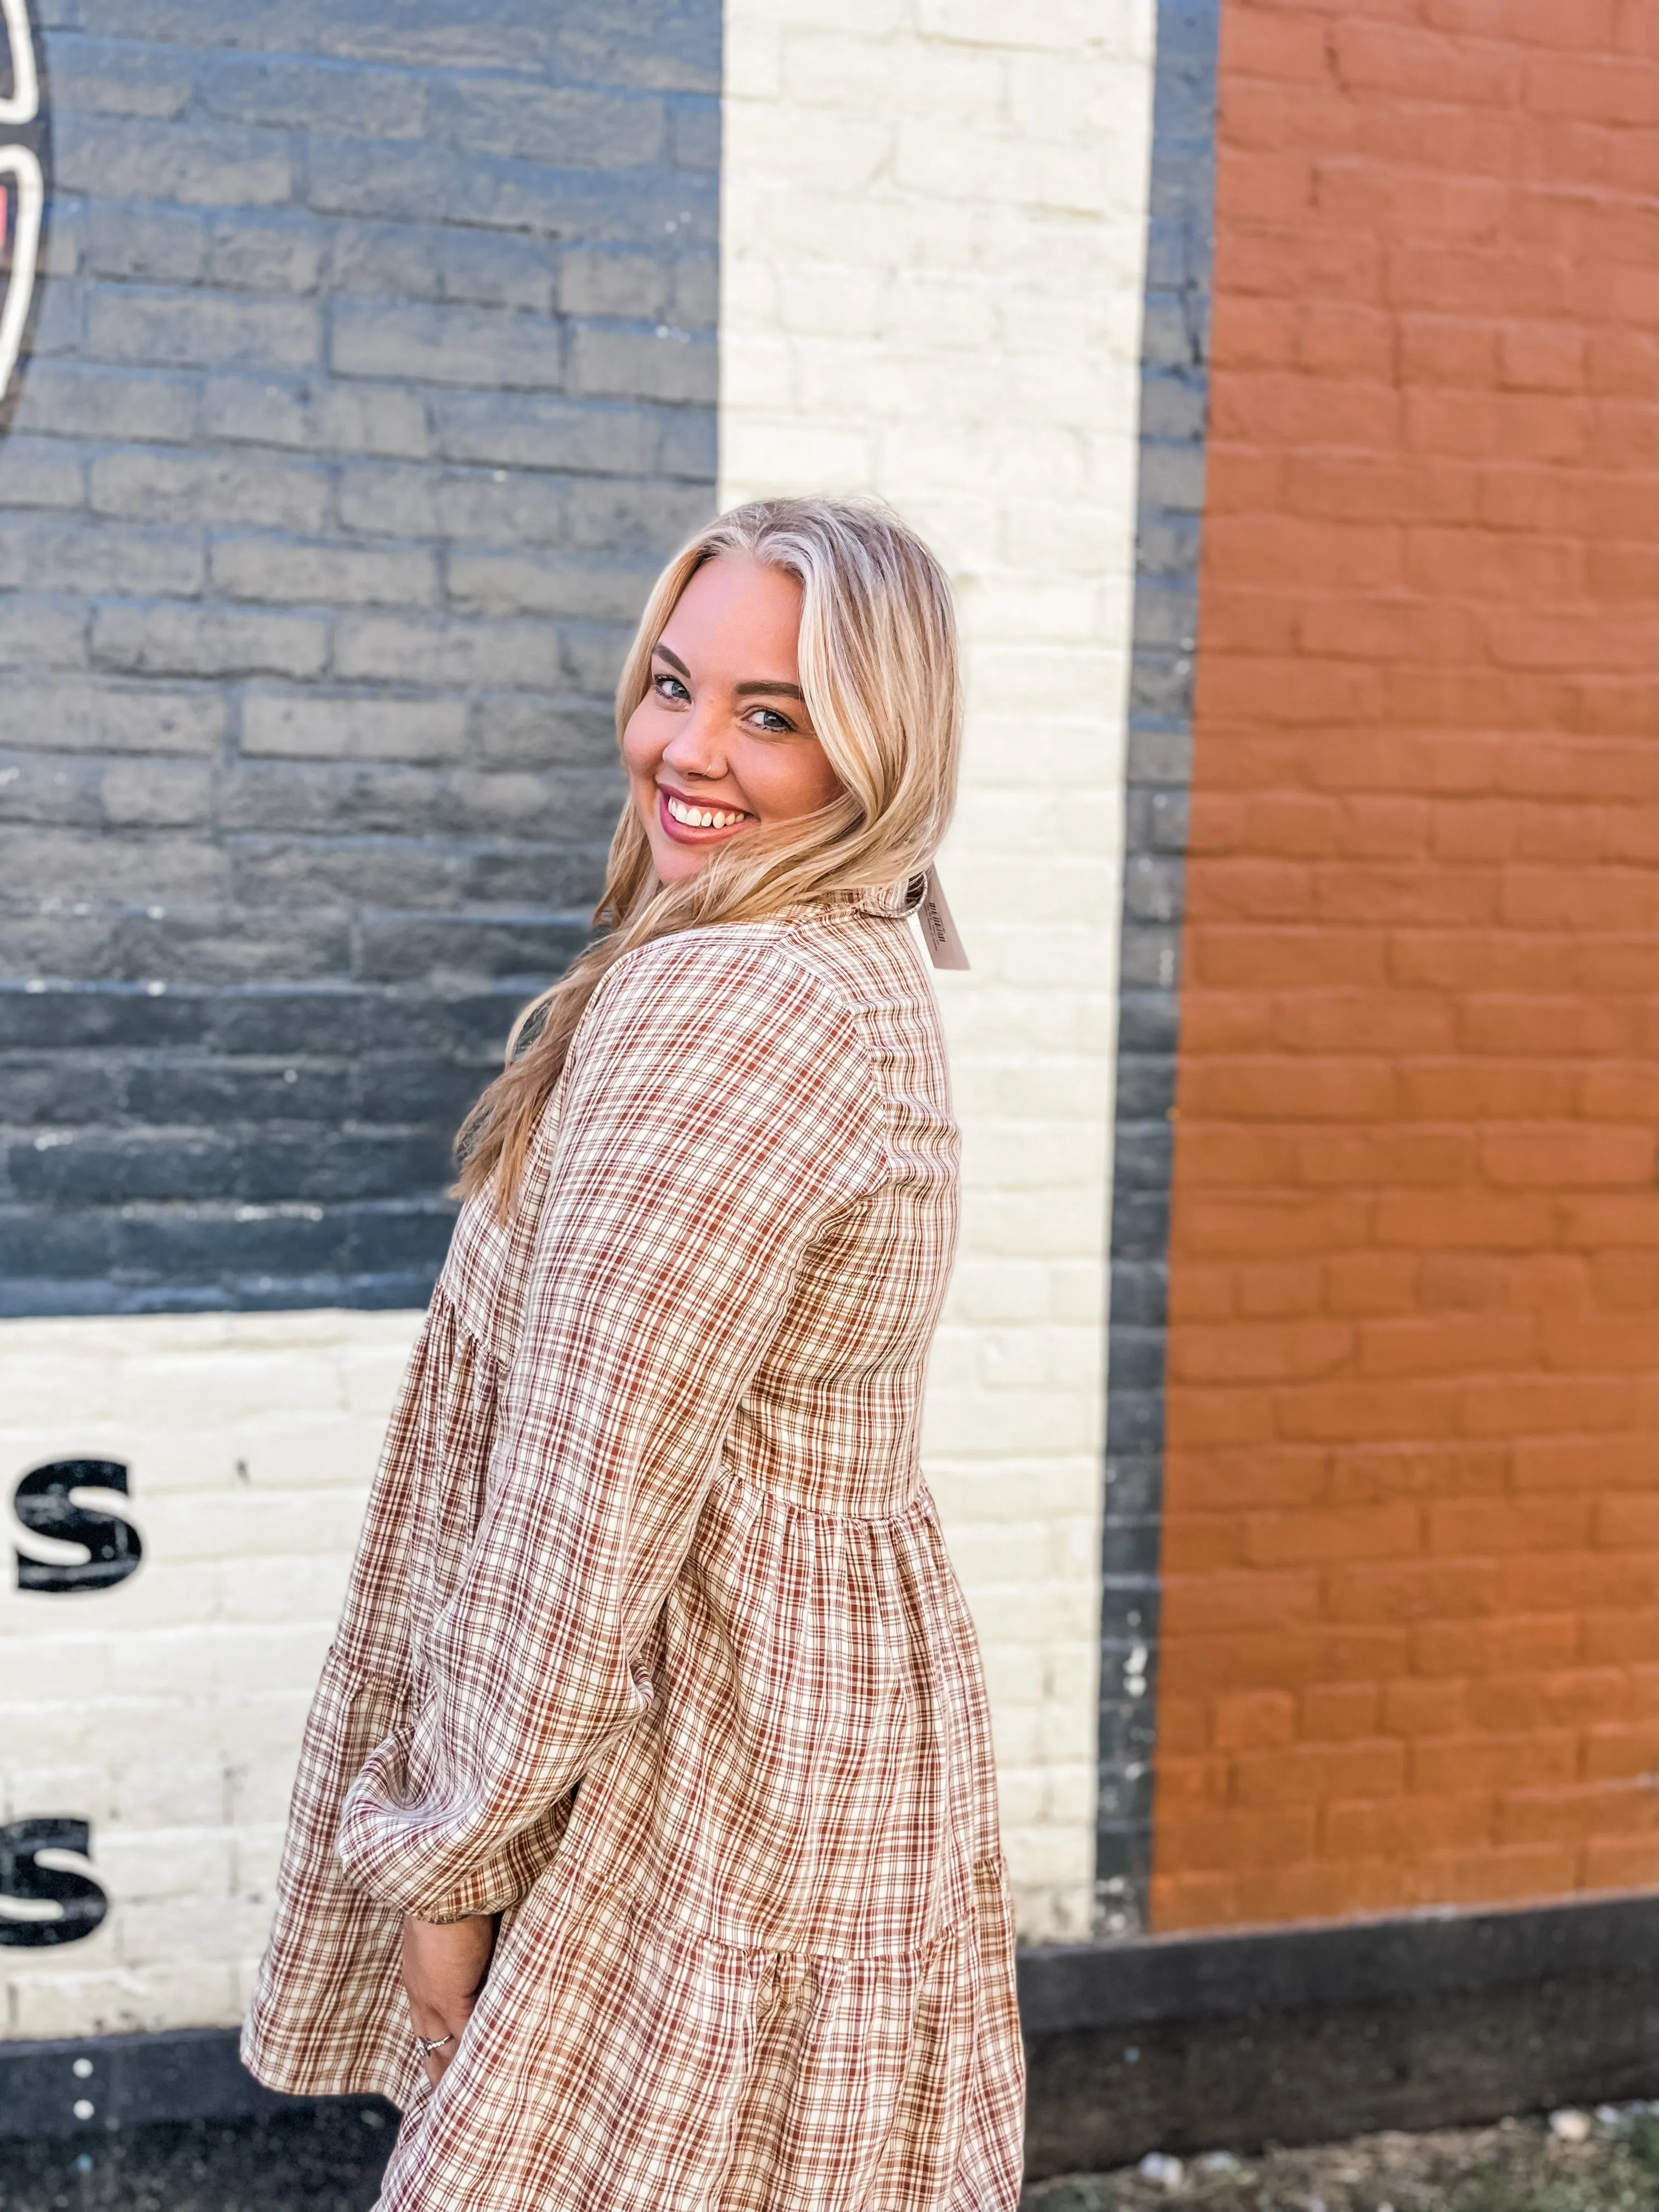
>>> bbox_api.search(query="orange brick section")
[1152,0,1659,1932]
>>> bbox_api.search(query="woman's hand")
[401,1912,498,2085]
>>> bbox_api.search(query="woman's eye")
[749,707,793,735]
[653,672,690,702]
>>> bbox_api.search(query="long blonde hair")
[454,495,963,1214]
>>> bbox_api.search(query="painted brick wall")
[0,0,1158,2028]
[0,0,719,1314]
[721,0,1158,1940]
[1154,0,1659,1929]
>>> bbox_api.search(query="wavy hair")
[453,495,962,1215]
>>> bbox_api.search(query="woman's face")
[622,554,844,886]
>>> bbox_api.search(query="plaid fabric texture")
[241,888,1026,2210]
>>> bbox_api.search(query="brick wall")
[0,0,719,1313]
[1,0,1164,2031]
[1153,0,1659,1929]
[721,0,1158,1941]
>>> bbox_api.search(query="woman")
[243,498,1026,2209]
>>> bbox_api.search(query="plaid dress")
[242,884,1026,2210]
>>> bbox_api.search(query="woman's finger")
[411,2002,467,2085]
[401,1912,498,2087]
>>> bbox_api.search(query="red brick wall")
[1152,0,1659,1931]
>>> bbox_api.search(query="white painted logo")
[0,0,44,407]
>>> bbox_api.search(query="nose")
[661,703,729,783]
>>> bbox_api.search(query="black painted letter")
[0,1819,108,1948]
[13,1459,143,1594]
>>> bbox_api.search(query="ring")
[415,2032,455,2056]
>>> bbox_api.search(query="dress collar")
[776,876,929,928]
[847,875,928,919]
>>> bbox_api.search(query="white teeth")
[665,793,745,830]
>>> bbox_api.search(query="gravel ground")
[1,2100,1655,2210]
[1025,2104,1659,2212]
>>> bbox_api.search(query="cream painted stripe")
[0,1309,417,2038]
[721,0,1158,1939]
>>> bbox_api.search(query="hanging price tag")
[916,868,969,970]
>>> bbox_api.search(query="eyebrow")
[652,642,806,703]
[735,679,806,701]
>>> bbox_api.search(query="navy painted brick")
[1098,0,1218,1940]
[0,978,518,1309]
[0,0,720,1312]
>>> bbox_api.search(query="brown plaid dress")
[242,883,1026,2209]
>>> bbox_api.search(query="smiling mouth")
[659,787,753,835]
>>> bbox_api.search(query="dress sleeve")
[335,930,886,1921]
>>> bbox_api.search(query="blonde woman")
[244,498,1026,2209]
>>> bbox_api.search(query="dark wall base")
[0,2024,391,2142]
[1019,1891,1659,2179]
[7,1895,1659,2169]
